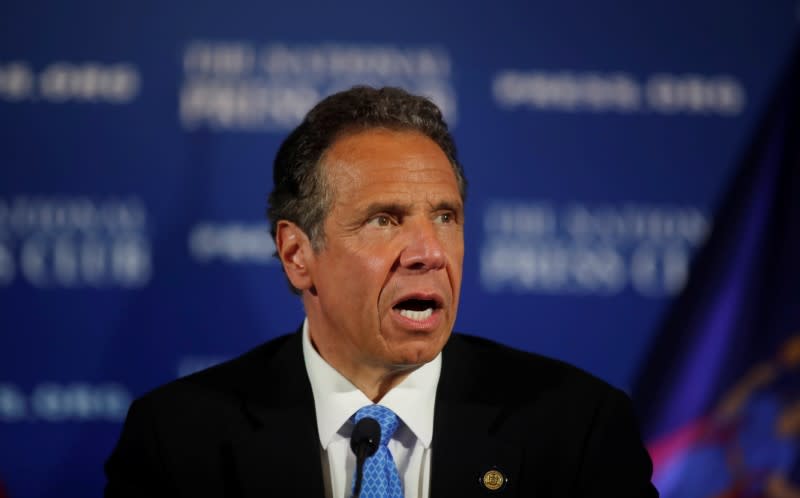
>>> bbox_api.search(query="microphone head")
[350,417,381,457]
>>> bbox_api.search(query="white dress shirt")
[301,319,440,498]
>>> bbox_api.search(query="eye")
[435,212,454,224]
[367,214,393,227]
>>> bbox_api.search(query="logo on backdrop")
[0,61,140,104]
[492,70,745,116]
[179,40,456,131]
[480,200,709,297]
[0,382,131,423]
[188,222,276,265]
[0,196,152,288]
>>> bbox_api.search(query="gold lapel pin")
[479,468,508,492]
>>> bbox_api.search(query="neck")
[306,325,418,402]
[352,364,416,402]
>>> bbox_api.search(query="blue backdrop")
[1,1,798,496]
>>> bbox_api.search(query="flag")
[633,41,800,498]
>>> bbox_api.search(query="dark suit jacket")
[105,331,658,497]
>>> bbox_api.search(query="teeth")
[399,308,433,321]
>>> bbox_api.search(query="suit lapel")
[231,405,323,497]
[431,335,522,497]
[228,331,325,498]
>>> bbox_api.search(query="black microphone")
[350,417,381,498]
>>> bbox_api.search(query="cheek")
[444,236,465,296]
[443,233,465,266]
[362,252,394,274]
[354,238,401,270]
[346,245,400,301]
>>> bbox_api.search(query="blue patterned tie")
[351,404,404,498]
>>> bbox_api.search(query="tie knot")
[354,404,399,446]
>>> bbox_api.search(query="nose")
[398,219,446,271]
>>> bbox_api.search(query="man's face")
[304,128,464,374]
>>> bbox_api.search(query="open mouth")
[393,297,441,322]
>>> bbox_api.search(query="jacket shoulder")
[133,332,301,415]
[444,333,623,404]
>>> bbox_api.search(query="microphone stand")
[353,441,369,498]
[350,417,380,498]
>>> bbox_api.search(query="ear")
[275,220,315,291]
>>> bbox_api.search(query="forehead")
[320,128,461,205]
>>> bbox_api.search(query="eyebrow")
[430,200,464,214]
[362,202,412,216]
[361,200,464,216]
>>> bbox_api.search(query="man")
[105,86,658,497]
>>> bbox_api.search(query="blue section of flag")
[633,40,800,496]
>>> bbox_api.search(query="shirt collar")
[301,318,441,450]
